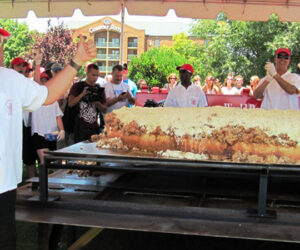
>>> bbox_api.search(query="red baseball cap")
[275,48,291,56]
[40,72,50,80]
[11,57,28,67]
[0,28,10,37]
[176,63,194,74]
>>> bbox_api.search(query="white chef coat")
[164,82,208,107]
[0,67,48,194]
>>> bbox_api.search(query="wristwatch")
[69,59,81,71]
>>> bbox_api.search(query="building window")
[110,38,120,47]
[154,39,160,47]
[95,36,106,47]
[128,37,138,48]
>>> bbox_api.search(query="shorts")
[22,124,38,165]
[32,133,57,151]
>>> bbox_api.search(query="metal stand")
[247,169,276,218]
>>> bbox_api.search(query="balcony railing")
[96,54,106,59]
[99,66,106,72]
[107,54,119,60]
[95,42,106,47]
[99,66,113,72]
[127,54,137,60]
[108,42,120,47]
[128,42,138,48]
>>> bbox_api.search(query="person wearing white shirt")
[164,63,208,108]
[105,64,135,113]
[254,48,300,110]
[0,31,96,250]
[221,75,239,95]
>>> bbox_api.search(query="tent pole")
[120,0,125,66]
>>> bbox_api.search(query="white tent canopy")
[1,0,300,22]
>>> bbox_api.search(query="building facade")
[72,17,203,76]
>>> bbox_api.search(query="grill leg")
[247,171,276,218]
[39,163,48,201]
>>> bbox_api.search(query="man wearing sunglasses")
[253,48,300,110]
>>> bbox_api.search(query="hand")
[81,87,91,97]
[34,53,43,65]
[57,130,65,141]
[72,35,97,66]
[264,62,277,77]
[117,92,127,101]
[265,72,273,83]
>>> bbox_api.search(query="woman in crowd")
[137,78,148,90]
[248,75,260,95]
[221,74,239,95]
[202,75,222,94]
[193,75,202,88]
[164,73,178,90]
[31,72,65,164]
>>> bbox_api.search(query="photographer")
[68,63,107,142]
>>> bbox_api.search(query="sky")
[17,8,194,32]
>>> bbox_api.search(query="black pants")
[0,189,16,250]
[74,125,100,143]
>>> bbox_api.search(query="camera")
[82,85,105,103]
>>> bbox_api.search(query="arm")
[273,74,298,95]
[127,90,135,105]
[56,116,64,131]
[253,79,269,99]
[68,87,89,107]
[33,53,42,83]
[44,35,96,105]
[94,101,107,113]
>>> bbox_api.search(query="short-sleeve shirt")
[69,81,105,129]
[31,102,63,137]
[164,83,208,107]
[259,71,300,110]
[221,86,239,95]
[0,67,48,194]
[105,82,132,113]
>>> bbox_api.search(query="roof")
[65,20,193,36]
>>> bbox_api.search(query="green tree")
[0,19,34,67]
[129,47,186,88]
[190,14,300,83]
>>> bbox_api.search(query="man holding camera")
[68,63,107,142]
[105,64,135,113]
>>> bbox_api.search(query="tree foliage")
[189,14,300,83]
[25,22,77,69]
[0,19,34,67]
[129,47,186,88]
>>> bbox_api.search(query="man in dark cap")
[164,63,207,107]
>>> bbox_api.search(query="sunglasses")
[276,54,290,60]
[170,77,177,80]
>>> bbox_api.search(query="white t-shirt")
[259,71,300,110]
[221,86,239,95]
[164,83,208,107]
[0,67,48,194]
[31,102,63,137]
[105,82,132,113]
